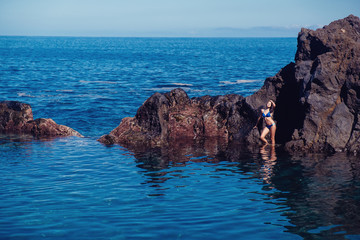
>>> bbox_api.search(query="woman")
[253,100,276,145]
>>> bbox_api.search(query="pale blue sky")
[0,0,359,37]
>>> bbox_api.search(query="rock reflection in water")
[129,137,251,188]
[278,153,360,239]
[129,137,257,172]
[126,139,360,239]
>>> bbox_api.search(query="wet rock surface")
[0,101,83,138]
[99,15,360,153]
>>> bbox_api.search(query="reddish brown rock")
[0,101,83,138]
[98,88,256,146]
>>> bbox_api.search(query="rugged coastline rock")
[285,14,360,153]
[99,15,360,153]
[0,101,83,138]
[98,89,258,147]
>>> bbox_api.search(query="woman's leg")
[260,127,269,145]
[270,124,276,145]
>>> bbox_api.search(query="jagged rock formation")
[98,89,257,147]
[99,15,360,153]
[0,101,83,138]
[284,14,360,152]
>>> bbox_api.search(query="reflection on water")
[1,135,359,239]
[279,153,360,239]
[129,138,360,239]
[260,145,277,185]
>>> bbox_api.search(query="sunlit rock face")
[284,14,360,153]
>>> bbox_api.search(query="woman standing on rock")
[254,100,276,145]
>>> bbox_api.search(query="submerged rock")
[99,15,360,154]
[0,101,83,138]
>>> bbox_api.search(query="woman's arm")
[253,115,262,129]
[270,100,276,108]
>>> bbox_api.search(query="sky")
[0,0,359,37]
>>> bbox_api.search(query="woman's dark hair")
[270,104,275,113]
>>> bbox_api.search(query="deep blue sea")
[1,37,359,240]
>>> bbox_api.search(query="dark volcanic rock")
[0,101,83,138]
[284,14,360,153]
[99,15,360,153]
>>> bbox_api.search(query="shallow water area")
[1,37,360,239]
[1,136,360,239]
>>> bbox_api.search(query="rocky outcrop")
[284,14,360,153]
[0,101,83,138]
[99,15,360,154]
[98,89,250,146]
[98,88,261,147]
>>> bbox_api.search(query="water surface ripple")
[1,37,359,240]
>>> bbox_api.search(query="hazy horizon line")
[0,25,321,38]
[0,35,299,38]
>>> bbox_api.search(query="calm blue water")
[1,37,360,240]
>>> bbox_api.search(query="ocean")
[0,37,359,240]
